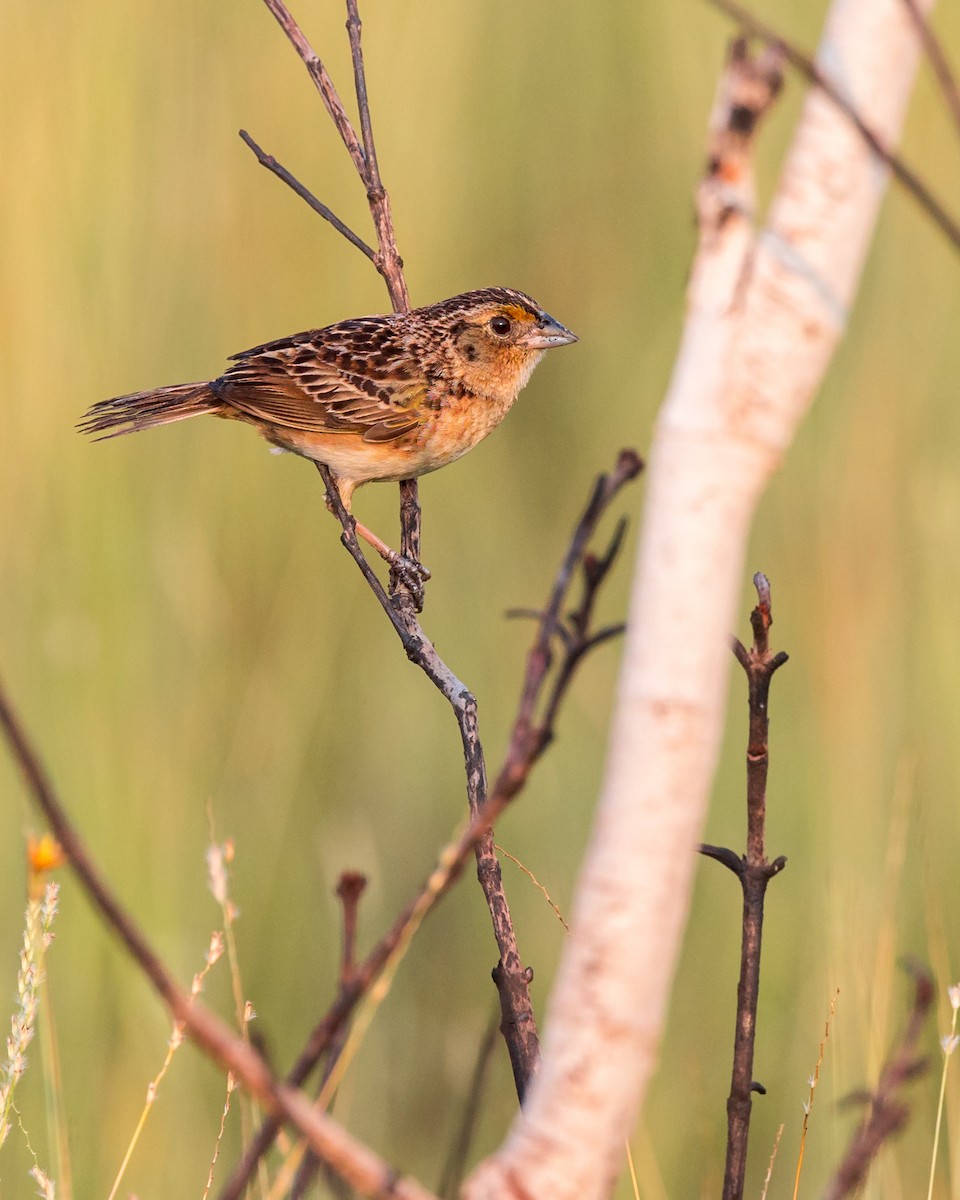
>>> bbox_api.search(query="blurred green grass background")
[2,0,960,1195]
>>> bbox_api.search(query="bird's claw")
[389,555,431,611]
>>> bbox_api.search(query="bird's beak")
[518,313,578,350]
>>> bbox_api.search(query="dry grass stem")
[758,1124,784,1200]
[792,989,840,1200]
[29,1163,56,1199]
[0,882,59,1152]
[206,819,269,1197]
[37,919,71,1200]
[204,1067,241,1200]
[926,983,960,1200]
[106,931,225,1200]
[494,846,569,933]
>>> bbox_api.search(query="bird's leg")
[353,517,432,585]
[317,464,431,604]
[352,518,432,612]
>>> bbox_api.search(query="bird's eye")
[490,315,512,336]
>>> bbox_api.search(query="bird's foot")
[388,554,431,612]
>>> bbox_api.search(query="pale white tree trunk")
[465,1,932,1196]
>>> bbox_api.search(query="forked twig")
[252,0,414,612]
[344,0,408,309]
[239,129,376,262]
[257,0,408,309]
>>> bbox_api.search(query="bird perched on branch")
[79,287,577,575]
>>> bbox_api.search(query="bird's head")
[424,287,577,403]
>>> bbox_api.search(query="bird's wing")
[213,321,434,443]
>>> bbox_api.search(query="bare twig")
[699,572,788,1200]
[292,872,368,1199]
[250,0,416,620]
[262,0,366,173]
[497,452,643,808]
[344,0,408,311]
[709,0,960,253]
[239,129,376,262]
[257,0,408,310]
[219,450,641,1198]
[469,452,641,1098]
[900,0,960,143]
[322,452,642,1102]
[731,572,789,865]
[317,460,530,1102]
[0,677,436,1200]
[822,964,934,1200]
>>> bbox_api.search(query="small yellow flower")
[27,835,67,897]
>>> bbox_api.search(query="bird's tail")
[78,382,218,440]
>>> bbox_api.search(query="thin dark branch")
[257,0,407,308]
[581,623,627,655]
[507,450,642,753]
[320,451,641,1100]
[699,844,745,877]
[900,0,960,143]
[709,0,960,254]
[713,571,789,1200]
[489,451,643,815]
[822,965,934,1200]
[262,0,367,173]
[257,0,417,607]
[345,1,382,195]
[339,0,408,311]
[318,465,420,644]
[239,130,376,262]
[316,465,524,1100]
[337,870,366,985]
[292,872,368,1200]
[740,571,788,864]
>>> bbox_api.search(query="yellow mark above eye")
[501,304,536,323]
